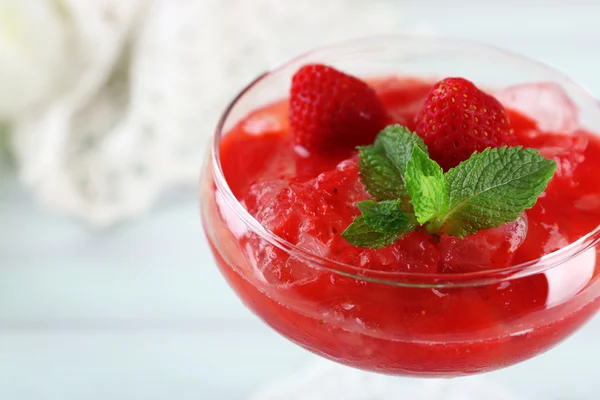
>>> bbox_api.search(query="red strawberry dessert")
[203,61,600,377]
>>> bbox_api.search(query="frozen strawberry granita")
[201,38,600,377]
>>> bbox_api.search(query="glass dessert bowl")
[200,36,600,378]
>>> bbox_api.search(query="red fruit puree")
[205,78,600,377]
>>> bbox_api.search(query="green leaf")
[358,146,405,201]
[438,147,557,237]
[345,123,556,249]
[341,216,402,249]
[357,200,417,234]
[375,124,428,175]
[358,125,427,203]
[405,146,448,225]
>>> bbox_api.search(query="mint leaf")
[344,123,556,250]
[358,125,427,203]
[438,147,556,237]
[375,124,428,175]
[405,146,448,225]
[341,216,402,249]
[357,200,416,234]
[358,146,405,201]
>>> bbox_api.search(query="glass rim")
[210,34,600,288]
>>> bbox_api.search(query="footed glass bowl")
[200,36,600,378]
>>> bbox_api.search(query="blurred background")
[1,0,600,399]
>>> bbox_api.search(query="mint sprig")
[342,126,556,248]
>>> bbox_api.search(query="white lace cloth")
[0,0,434,226]
[249,359,525,400]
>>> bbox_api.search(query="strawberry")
[415,77,517,170]
[290,64,389,152]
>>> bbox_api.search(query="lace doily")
[1,0,434,226]
[248,359,525,400]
